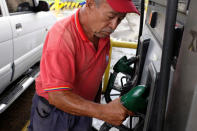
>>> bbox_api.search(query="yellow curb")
[21,120,30,131]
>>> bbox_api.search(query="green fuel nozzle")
[120,85,149,114]
[113,56,139,75]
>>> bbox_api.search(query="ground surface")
[0,83,35,131]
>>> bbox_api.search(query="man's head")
[82,0,139,38]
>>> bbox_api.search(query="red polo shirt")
[35,10,110,101]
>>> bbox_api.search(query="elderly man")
[28,0,139,130]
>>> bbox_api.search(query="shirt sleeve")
[39,40,76,92]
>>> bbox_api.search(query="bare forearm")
[48,90,132,126]
[48,91,103,118]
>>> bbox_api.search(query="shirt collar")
[72,9,89,42]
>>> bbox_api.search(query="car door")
[4,0,49,81]
[0,1,14,94]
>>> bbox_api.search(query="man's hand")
[48,91,133,126]
[99,98,134,126]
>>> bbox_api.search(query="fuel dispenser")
[99,0,195,130]
[100,55,149,131]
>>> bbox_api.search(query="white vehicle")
[0,0,56,113]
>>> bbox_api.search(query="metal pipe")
[0,72,39,114]
[110,39,137,49]
[102,43,112,93]
[154,0,179,130]
[22,72,39,90]
[102,40,137,93]
[136,0,145,56]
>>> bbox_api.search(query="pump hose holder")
[100,56,142,131]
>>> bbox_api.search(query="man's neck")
[79,8,99,47]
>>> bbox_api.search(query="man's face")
[88,0,126,38]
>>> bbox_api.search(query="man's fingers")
[127,110,135,116]
[119,101,135,116]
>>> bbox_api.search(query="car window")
[6,0,34,13]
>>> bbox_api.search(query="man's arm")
[48,90,132,126]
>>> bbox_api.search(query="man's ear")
[86,0,96,9]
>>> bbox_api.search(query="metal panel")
[143,62,159,131]
[140,25,162,84]
[164,0,197,130]
[145,2,166,45]
[150,0,190,13]
[185,87,197,131]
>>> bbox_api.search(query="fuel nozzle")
[120,85,149,114]
[126,55,140,65]
[113,55,139,75]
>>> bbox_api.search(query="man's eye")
[108,16,114,19]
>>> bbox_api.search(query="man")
[28,0,139,130]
